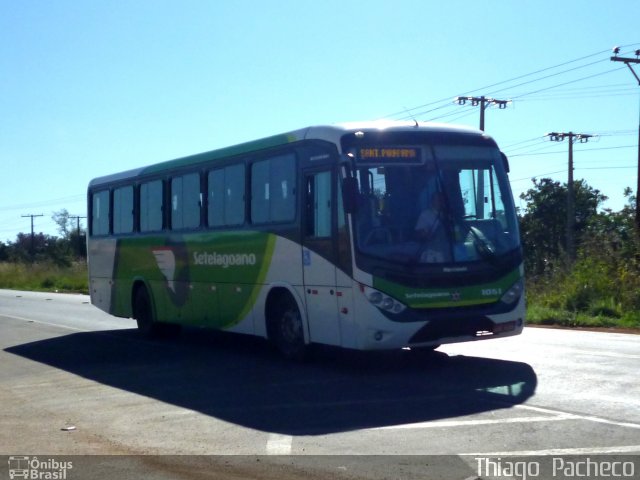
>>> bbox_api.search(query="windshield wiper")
[468,226,498,262]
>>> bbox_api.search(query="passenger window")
[113,186,134,234]
[91,190,110,236]
[251,153,296,224]
[208,164,245,227]
[140,180,163,232]
[171,173,201,230]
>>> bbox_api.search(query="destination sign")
[355,146,422,164]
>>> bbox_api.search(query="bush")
[0,262,88,294]
[525,240,640,330]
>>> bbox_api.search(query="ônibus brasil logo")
[8,456,73,479]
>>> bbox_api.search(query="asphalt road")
[1,289,639,479]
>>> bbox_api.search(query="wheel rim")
[274,301,305,359]
[280,308,302,345]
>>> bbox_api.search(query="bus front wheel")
[270,294,307,361]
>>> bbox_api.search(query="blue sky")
[1,0,639,241]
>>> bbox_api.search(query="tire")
[133,287,161,338]
[133,287,182,339]
[271,294,307,361]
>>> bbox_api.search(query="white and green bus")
[88,121,524,359]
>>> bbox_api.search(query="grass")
[526,301,640,331]
[0,262,88,294]
[0,260,638,332]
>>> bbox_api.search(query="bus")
[87,121,524,359]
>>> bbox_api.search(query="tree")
[52,209,72,239]
[519,178,607,275]
[51,208,87,259]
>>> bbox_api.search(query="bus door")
[302,168,342,346]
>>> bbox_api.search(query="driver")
[415,191,444,239]
[414,192,448,262]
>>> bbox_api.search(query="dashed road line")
[266,433,293,455]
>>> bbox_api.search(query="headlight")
[362,285,407,314]
[500,279,524,305]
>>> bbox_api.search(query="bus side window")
[208,164,245,227]
[113,186,134,234]
[251,153,296,224]
[140,180,163,232]
[171,173,201,230]
[91,190,110,236]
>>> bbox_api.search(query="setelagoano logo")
[193,251,257,268]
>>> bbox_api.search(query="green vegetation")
[0,262,88,294]
[0,209,88,294]
[522,180,640,331]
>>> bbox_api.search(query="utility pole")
[68,215,86,234]
[611,47,640,231]
[21,214,44,258]
[455,96,509,131]
[546,132,593,261]
[68,215,87,257]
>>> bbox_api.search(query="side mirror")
[500,152,510,173]
[342,177,359,214]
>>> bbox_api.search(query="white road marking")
[1,313,88,332]
[567,348,640,360]
[464,445,640,456]
[375,414,573,430]
[513,404,640,430]
[266,433,293,455]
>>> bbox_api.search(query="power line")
[510,170,567,183]
[422,105,477,123]
[391,46,640,127]
[510,66,626,100]
[0,194,85,213]
[579,165,636,170]
[386,48,615,119]
[501,136,545,150]
[486,58,610,99]
[510,164,636,184]
[509,144,636,157]
[516,89,637,102]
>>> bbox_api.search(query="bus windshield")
[350,143,520,265]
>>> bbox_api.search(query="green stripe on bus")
[373,268,521,309]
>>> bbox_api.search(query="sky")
[1,0,639,241]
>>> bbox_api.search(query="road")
[1,289,639,479]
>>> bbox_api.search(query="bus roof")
[88,121,487,189]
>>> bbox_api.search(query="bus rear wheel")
[133,287,158,337]
[133,287,182,339]
[270,294,307,361]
